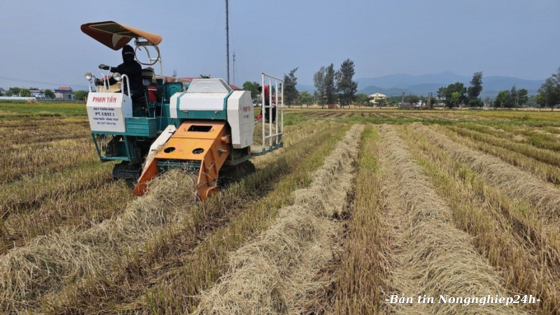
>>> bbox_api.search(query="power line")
[226,0,230,84]
[0,75,88,89]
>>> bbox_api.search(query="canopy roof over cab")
[81,21,162,51]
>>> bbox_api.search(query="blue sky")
[0,0,558,90]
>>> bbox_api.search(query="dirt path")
[195,124,364,315]
[378,125,524,315]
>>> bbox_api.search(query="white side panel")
[148,125,177,155]
[86,92,132,133]
[141,125,177,175]
[170,92,183,118]
[187,78,232,93]
[227,90,254,149]
[172,79,232,114]
[178,93,228,111]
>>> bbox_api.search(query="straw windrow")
[195,124,364,315]
[438,125,560,186]
[44,120,344,314]
[413,123,560,227]
[378,125,523,315]
[400,124,560,313]
[0,170,197,312]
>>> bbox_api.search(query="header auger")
[81,21,284,200]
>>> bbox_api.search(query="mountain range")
[297,71,545,98]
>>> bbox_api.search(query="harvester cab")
[81,21,284,201]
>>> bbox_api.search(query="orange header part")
[81,21,162,50]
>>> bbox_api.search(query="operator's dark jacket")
[108,45,143,97]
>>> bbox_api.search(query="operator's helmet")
[122,45,135,63]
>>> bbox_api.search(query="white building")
[368,93,387,104]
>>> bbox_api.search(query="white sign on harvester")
[86,92,132,133]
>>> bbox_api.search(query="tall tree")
[19,88,31,97]
[427,92,433,109]
[324,63,337,105]
[44,89,55,100]
[336,59,358,107]
[242,81,260,99]
[536,93,548,109]
[442,82,466,108]
[313,66,327,108]
[517,88,529,107]
[406,94,420,105]
[283,67,299,107]
[8,87,21,96]
[537,68,560,111]
[299,91,313,107]
[73,90,89,102]
[437,87,447,101]
[467,71,484,107]
[354,93,369,107]
[495,90,509,108]
[467,71,483,100]
[451,92,461,107]
[508,85,518,108]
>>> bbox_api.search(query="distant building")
[30,89,44,99]
[0,88,5,95]
[368,93,387,104]
[54,86,75,100]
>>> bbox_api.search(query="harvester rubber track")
[218,160,256,186]
[112,162,142,184]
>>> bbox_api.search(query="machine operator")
[95,45,144,101]
[256,85,276,123]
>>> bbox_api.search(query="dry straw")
[413,123,560,226]
[378,125,523,315]
[253,122,280,146]
[195,124,364,315]
[0,170,197,312]
[252,120,331,167]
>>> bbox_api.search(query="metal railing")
[256,72,284,154]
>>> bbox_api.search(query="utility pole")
[428,92,433,109]
[225,0,230,84]
[232,51,236,85]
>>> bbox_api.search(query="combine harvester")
[81,21,284,200]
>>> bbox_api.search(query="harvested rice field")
[2,103,560,314]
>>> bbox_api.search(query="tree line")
[0,87,56,99]
[437,72,532,109]
[436,68,560,110]
[0,87,93,101]
[313,59,358,107]
[536,68,560,111]
[437,72,487,108]
[244,65,560,110]
[242,59,358,108]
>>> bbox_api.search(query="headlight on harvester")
[113,72,122,82]
[84,72,92,81]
